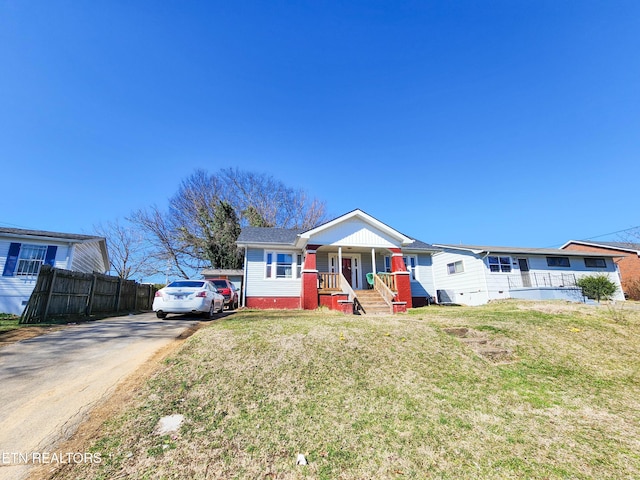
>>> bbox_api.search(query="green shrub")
[576,274,618,302]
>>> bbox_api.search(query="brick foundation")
[245,297,301,309]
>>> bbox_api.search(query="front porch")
[317,271,405,314]
[302,245,413,315]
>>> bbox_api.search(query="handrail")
[339,272,356,302]
[373,273,395,311]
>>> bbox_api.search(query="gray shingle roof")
[0,226,103,242]
[404,239,440,251]
[237,227,302,245]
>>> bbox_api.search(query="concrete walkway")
[0,313,200,480]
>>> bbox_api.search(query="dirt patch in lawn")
[0,325,64,347]
[444,326,516,364]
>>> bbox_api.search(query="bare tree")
[94,219,158,280]
[129,168,327,279]
[218,168,327,229]
[128,206,196,280]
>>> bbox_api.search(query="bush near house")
[623,278,640,300]
[576,274,619,302]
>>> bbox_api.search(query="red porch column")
[301,245,320,310]
[390,248,412,309]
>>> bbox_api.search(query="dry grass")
[52,300,640,479]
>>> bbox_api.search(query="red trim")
[246,297,300,309]
[393,302,408,313]
[319,295,333,308]
[393,271,413,308]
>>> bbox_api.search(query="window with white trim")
[16,245,48,276]
[265,251,300,279]
[403,255,418,280]
[487,256,511,273]
[447,260,464,274]
[384,256,392,273]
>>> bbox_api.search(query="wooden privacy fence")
[20,265,157,324]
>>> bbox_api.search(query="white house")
[0,227,109,315]
[236,209,439,314]
[431,244,625,306]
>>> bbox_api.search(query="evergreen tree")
[208,201,243,269]
[242,205,273,227]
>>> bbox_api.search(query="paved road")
[0,313,200,480]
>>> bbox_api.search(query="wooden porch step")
[354,289,392,315]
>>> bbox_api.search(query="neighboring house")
[236,209,439,314]
[0,227,109,315]
[561,240,640,299]
[431,244,625,306]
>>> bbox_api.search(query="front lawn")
[54,301,640,479]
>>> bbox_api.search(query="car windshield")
[211,280,227,288]
[166,281,205,288]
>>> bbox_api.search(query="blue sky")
[1,0,639,248]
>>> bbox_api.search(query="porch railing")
[376,273,396,292]
[318,272,340,292]
[507,273,578,289]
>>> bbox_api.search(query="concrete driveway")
[0,313,202,480]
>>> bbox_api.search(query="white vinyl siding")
[432,250,490,306]
[0,239,72,315]
[307,217,401,248]
[70,241,108,273]
[245,248,301,297]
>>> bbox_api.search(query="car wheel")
[156,311,167,319]
[208,302,217,319]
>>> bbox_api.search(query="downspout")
[242,246,248,307]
